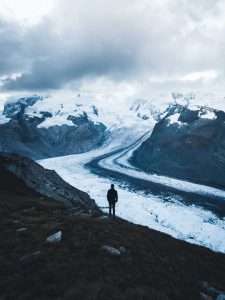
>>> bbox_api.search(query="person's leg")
[113,204,115,219]
[109,203,112,219]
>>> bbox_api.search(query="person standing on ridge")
[107,184,118,219]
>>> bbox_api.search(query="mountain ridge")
[0,96,107,159]
[0,152,97,210]
[132,104,225,189]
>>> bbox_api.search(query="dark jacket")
[107,188,118,204]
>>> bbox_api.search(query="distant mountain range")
[0,93,159,159]
[1,92,225,189]
[0,96,106,159]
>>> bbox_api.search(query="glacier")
[39,124,225,254]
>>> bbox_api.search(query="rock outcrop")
[0,153,97,210]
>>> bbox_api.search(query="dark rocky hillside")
[0,97,106,159]
[1,155,225,299]
[132,105,225,189]
[0,153,97,210]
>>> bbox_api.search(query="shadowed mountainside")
[0,97,106,159]
[132,105,225,189]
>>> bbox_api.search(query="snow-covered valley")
[1,91,225,253]
[39,125,225,254]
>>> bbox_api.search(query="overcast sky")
[0,0,225,98]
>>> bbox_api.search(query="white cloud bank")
[0,0,225,96]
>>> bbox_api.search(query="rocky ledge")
[0,152,97,210]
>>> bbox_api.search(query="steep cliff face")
[0,96,106,159]
[0,153,97,210]
[131,105,225,189]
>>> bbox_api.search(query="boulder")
[46,231,62,243]
[101,245,121,256]
[101,245,127,256]
[16,228,29,232]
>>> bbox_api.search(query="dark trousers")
[109,203,115,219]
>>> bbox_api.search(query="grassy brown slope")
[0,172,225,299]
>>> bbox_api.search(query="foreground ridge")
[0,155,225,299]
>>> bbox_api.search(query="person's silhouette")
[107,184,118,219]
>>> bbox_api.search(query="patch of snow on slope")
[23,94,155,129]
[0,114,10,125]
[0,102,10,124]
[188,105,200,111]
[38,114,75,128]
[167,113,182,126]
[26,96,99,128]
[199,109,217,120]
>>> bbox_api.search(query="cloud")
[1,0,225,92]
[0,19,25,75]
[0,0,55,25]
[181,70,219,82]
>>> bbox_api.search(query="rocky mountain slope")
[0,96,106,159]
[1,153,225,299]
[0,153,97,210]
[131,104,225,189]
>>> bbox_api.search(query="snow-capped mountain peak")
[1,91,225,130]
